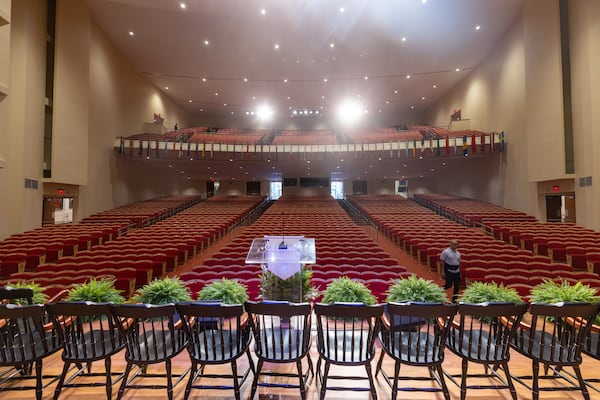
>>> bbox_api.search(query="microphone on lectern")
[278,211,287,249]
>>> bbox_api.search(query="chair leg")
[532,360,540,400]
[183,361,197,400]
[232,360,241,400]
[365,361,377,400]
[501,361,518,400]
[166,358,173,400]
[246,349,256,375]
[460,358,468,400]
[35,360,43,400]
[105,357,112,400]
[54,361,71,400]
[117,362,133,400]
[391,360,401,400]
[435,364,451,400]
[375,349,385,377]
[249,359,264,400]
[320,361,330,400]
[296,359,306,400]
[573,365,591,400]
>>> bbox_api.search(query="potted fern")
[386,276,448,303]
[197,278,249,305]
[6,281,48,305]
[66,278,125,304]
[322,276,377,305]
[260,267,318,302]
[460,281,523,304]
[132,276,192,305]
[529,279,600,324]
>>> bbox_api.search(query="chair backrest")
[109,303,187,363]
[176,302,252,363]
[245,301,312,362]
[381,302,458,365]
[0,304,61,363]
[314,302,383,364]
[513,302,600,364]
[0,286,34,304]
[46,301,124,362]
[448,302,528,363]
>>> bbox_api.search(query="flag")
[471,133,476,154]
[210,142,214,159]
[412,139,417,157]
[202,142,206,159]
[164,140,168,157]
[146,140,150,157]
[389,142,393,158]
[138,139,143,156]
[398,139,402,158]
[247,144,250,160]
[232,142,236,160]
[187,140,191,157]
[500,131,505,152]
[275,145,278,161]
[462,135,468,156]
[480,133,486,153]
[420,137,425,156]
[155,139,159,158]
[429,138,433,156]
[260,143,264,160]
[436,138,441,157]
[445,136,450,155]
[119,137,125,155]
[195,142,199,159]
[129,140,133,157]
[490,133,495,152]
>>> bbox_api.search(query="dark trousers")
[443,264,460,303]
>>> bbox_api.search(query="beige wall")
[568,0,600,230]
[0,0,46,239]
[426,6,543,218]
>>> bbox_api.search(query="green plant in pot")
[529,279,600,324]
[132,276,192,304]
[197,278,249,305]
[67,278,125,304]
[322,276,377,305]
[386,275,448,303]
[7,281,48,305]
[260,267,317,302]
[460,281,523,304]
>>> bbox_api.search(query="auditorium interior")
[3,1,600,399]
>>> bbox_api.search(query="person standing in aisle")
[440,239,461,303]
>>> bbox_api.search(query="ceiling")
[90,0,522,182]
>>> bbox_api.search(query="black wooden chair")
[109,303,189,400]
[444,302,528,400]
[0,286,34,304]
[175,302,254,400]
[314,302,383,400]
[510,302,600,400]
[46,301,126,400]
[376,302,458,400]
[0,304,62,400]
[245,301,313,400]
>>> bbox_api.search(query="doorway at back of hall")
[545,193,575,223]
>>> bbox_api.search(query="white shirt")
[440,247,461,267]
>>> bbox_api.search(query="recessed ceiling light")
[202,78,207,82]
[422,0,427,3]
[287,96,291,100]
[385,100,389,104]
[340,7,345,13]
[364,76,368,80]
[164,86,169,90]
[180,3,186,9]
[188,99,192,103]
[128,31,134,36]
[223,103,227,106]
[323,78,328,82]
[214,92,218,96]
[199,109,203,112]
[456,68,461,72]
[394,90,398,94]
[260,8,266,15]
[283,79,288,83]
[203,39,209,46]
[475,25,481,30]
[411,105,415,109]
[243,78,248,82]
[401,37,407,42]
[274,44,279,50]
[406,75,411,79]
[422,96,426,100]
[433,84,437,88]
[330,43,335,48]
[252,96,256,100]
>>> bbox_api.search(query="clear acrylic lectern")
[246,236,316,302]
